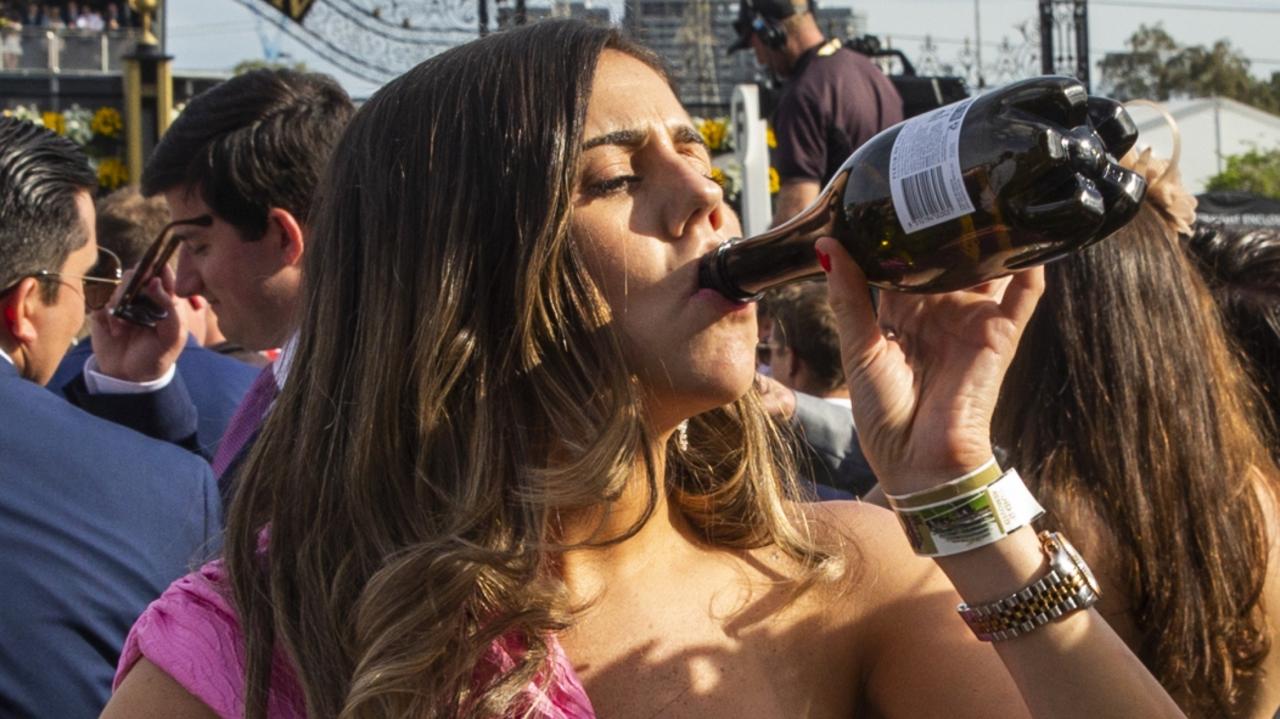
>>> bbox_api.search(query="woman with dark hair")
[994,150,1280,717]
[1186,222,1280,456]
[104,20,1183,718]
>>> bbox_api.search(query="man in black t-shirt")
[730,0,903,224]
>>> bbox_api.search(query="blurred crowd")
[0,0,131,31]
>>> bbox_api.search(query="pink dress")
[113,561,596,718]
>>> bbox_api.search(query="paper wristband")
[884,457,1003,510]
[893,469,1045,557]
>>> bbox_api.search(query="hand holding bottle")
[816,237,1043,492]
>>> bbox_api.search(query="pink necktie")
[211,364,278,479]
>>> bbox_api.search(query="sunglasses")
[111,214,213,327]
[1,247,123,312]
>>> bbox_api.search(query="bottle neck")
[697,169,849,300]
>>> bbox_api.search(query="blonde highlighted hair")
[225,20,833,718]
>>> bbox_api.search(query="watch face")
[1058,534,1102,596]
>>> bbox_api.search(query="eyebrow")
[582,124,709,151]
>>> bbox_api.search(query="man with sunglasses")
[67,69,354,502]
[50,188,261,459]
[0,117,221,716]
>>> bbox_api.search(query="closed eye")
[585,175,642,198]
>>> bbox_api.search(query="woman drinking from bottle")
[103,20,1185,718]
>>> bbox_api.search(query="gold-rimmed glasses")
[1,246,123,311]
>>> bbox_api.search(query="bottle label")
[888,97,977,234]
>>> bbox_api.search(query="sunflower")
[96,157,129,190]
[41,111,66,135]
[91,107,124,138]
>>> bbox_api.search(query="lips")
[693,287,752,315]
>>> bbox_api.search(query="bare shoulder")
[799,499,940,585]
[1247,474,1280,716]
[791,500,1027,716]
[793,499,965,625]
[1254,473,1280,550]
[1251,475,1280,628]
[100,658,220,719]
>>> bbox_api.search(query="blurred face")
[766,331,795,387]
[572,50,757,430]
[750,33,791,78]
[166,187,299,351]
[26,191,96,385]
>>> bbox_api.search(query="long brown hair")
[994,203,1275,716]
[225,20,829,718]
[1186,223,1280,461]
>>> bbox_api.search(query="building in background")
[1131,97,1280,193]
[621,0,863,117]
[496,2,610,28]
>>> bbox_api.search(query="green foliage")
[1098,24,1280,113]
[1205,148,1280,199]
[232,58,308,76]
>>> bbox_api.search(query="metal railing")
[1,27,142,73]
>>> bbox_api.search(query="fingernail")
[815,247,831,273]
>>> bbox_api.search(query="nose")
[173,246,202,298]
[659,155,725,244]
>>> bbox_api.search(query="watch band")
[957,531,1101,641]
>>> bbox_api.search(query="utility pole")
[1039,0,1089,91]
[974,0,984,89]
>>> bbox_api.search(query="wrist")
[84,357,176,394]
[933,526,1049,604]
[945,529,1103,642]
[879,457,998,494]
[877,435,999,493]
[102,363,168,383]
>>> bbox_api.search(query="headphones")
[749,11,787,50]
[739,0,816,50]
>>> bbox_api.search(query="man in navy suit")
[73,69,354,500]
[49,188,259,458]
[54,333,257,457]
[0,118,221,717]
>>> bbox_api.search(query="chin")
[682,360,758,413]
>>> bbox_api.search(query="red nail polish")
[815,247,831,273]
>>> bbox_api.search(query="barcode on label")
[901,166,955,224]
[888,95,977,233]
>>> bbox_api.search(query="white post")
[731,83,772,236]
[45,29,58,72]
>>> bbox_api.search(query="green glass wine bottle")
[698,76,1148,299]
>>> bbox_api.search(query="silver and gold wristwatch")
[957,531,1101,642]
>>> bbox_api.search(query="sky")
[164,0,1280,101]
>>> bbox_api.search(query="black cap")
[728,0,806,54]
